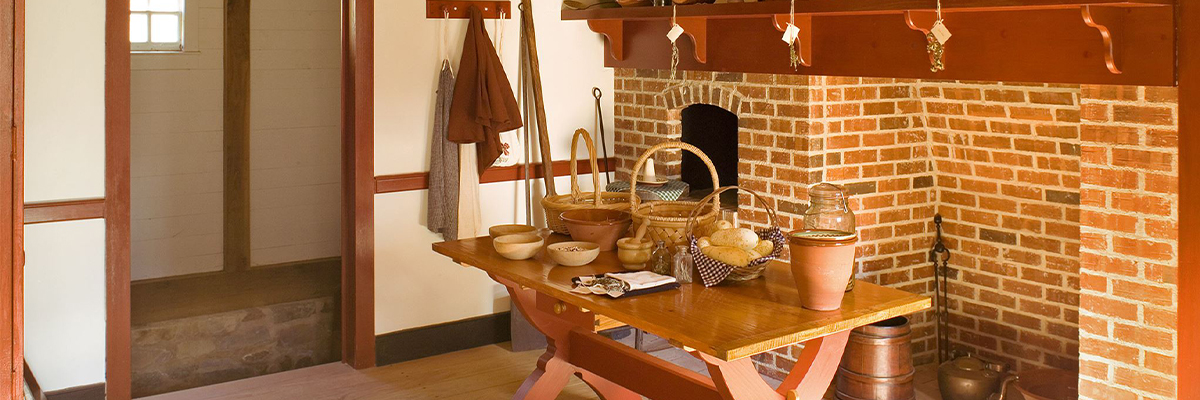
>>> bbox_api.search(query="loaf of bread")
[701,245,754,267]
[752,239,774,257]
[710,228,759,250]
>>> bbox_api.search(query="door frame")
[2,0,23,398]
[103,1,375,398]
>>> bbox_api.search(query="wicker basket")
[542,129,631,235]
[629,142,721,248]
[686,186,787,286]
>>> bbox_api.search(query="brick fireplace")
[613,69,1179,400]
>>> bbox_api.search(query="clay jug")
[789,230,858,311]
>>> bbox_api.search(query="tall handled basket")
[542,129,631,235]
[686,186,787,286]
[629,142,721,248]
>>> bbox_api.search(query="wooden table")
[433,236,930,400]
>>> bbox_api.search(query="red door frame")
[1,0,23,398]
[103,1,376,398]
[1177,0,1198,397]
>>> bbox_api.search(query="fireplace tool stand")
[930,214,952,363]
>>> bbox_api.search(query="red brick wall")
[614,70,938,380]
[922,82,1083,371]
[612,69,1179,395]
[1077,85,1179,400]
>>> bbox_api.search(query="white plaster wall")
[24,0,106,202]
[373,0,615,334]
[23,220,108,392]
[22,0,108,392]
[130,0,225,280]
[249,0,343,267]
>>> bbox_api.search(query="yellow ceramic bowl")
[616,237,653,270]
[546,241,601,267]
[489,224,537,239]
[493,234,544,261]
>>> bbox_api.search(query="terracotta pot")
[560,209,632,251]
[789,230,858,311]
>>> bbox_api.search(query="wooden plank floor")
[142,343,602,400]
[141,336,941,400]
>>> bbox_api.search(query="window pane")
[130,13,149,43]
[130,0,149,11]
[148,0,181,12]
[150,14,180,43]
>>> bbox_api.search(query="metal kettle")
[937,354,1009,400]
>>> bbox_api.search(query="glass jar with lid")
[802,183,856,234]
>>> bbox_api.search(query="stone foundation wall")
[131,297,338,397]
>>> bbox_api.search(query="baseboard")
[44,383,105,400]
[375,312,511,367]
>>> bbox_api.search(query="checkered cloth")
[691,227,787,287]
[605,180,689,201]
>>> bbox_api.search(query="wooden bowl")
[617,0,653,6]
[547,241,601,267]
[493,234,544,261]
[560,209,632,251]
[489,224,537,239]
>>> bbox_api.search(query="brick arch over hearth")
[613,78,749,181]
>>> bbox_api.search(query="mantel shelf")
[562,0,1171,20]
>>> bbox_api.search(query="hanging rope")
[669,5,681,81]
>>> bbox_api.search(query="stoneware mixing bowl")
[560,209,632,251]
[547,241,601,267]
[493,234,544,261]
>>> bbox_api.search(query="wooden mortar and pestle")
[616,220,653,270]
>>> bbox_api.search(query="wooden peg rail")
[426,1,511,19]
[563,0,1174,85]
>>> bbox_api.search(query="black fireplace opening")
[680,104,739,206]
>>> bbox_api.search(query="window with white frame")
[130,0,185,52]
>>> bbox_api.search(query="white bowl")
[493,234,544,261]
[546,241,601,267]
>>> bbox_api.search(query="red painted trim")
[22,199,105,224]
[1178,0,1198,396]
[105,0,133,398]
[2,0,22,396]
[342,0,376,369]
[374,158,617,194]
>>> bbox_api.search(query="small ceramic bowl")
[546,241,601,267]
[616,237,653,270]
[489,224,537,239]
[493,234,544,261]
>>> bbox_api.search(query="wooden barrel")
[835,316,915,400]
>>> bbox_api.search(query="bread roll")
[701,245,753,267]
[710,228,759,250]
[697,237,712,249]
[752,240,774,257]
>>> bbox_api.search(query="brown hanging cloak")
[447,5,522,174]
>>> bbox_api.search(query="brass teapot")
[938,354,1010,400]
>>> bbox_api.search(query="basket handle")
[629,141,720,209]
[684,186,782,236]
[568,129,602,206]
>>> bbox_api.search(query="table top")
[433,235,931,361]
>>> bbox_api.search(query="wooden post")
[1178,0,1199,396]
[223,0,251,271]
[341,0,376,369]
[0,0,22,397]
[105,0,133,398]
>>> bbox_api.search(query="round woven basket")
[629,142,721,248]
[542,129,631,235]
[686,186,787,286]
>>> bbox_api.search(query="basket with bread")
[685,186,787,287]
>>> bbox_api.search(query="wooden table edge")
[434,241,933,361]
